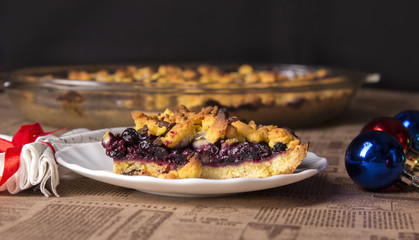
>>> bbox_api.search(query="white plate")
[56,142,327,197]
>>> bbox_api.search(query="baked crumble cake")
[63,64,353,127]
[102,106,308,179]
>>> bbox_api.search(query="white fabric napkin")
[0,127,123,197]
[0,142,59,197]
[0,134,61,197]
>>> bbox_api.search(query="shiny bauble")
[345,131,405,190]
[395,110,419,151]
[361,117,411,152]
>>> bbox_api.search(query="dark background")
[1,0,419,91]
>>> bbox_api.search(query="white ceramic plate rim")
[56,140,327,197]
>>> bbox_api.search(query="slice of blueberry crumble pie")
[102,106,308,179]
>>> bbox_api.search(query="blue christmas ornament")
[345,131,405,190]
[395,110,419,151]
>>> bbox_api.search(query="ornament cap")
[405,148,419,171]
[399,168,419,188]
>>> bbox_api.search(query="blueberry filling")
[102,128,287,167]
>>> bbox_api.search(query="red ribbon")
[0,123,61,187]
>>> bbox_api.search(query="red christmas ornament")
[361,117,412,152]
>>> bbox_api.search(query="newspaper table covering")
[0,88,418,240]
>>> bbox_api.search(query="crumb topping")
[67,64,328,84]
[131,105,300,149]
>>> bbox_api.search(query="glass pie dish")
[3,63,378,129]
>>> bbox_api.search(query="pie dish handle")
[0,72,10,92]
[364,73,381,84]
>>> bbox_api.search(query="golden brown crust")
[114,153,203,179]
[160,119,195,148]
[176,154,203,179]
[205,109,229,144]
